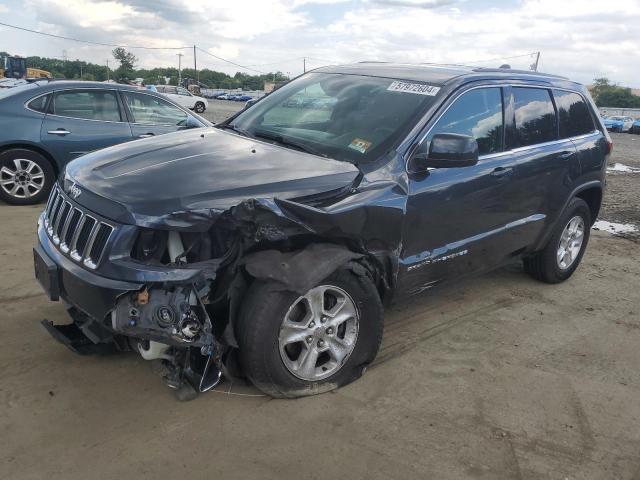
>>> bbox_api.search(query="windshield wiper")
[252,130,327,158]
[216,123,251,137]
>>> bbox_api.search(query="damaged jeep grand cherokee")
[34,63,611,400]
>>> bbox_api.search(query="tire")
[236,267,384,398]
[194,102,205,113]
[0,148,55,205]
[524,197,591,284]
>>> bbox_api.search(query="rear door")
[40,89,132,164]
[176,87,196,109]
[121,91,190,138]
[506,86,578,245]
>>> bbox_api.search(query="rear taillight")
[607,140,614,154]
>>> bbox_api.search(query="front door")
[40,89,132,165]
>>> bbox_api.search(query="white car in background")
[155,85,208,113]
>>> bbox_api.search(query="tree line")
[0,48,288,90]
[590,78,640,108]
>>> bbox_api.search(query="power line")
[195,47,266,74]
[0,21,190,50]
[462,52,539,65]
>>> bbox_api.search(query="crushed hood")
[65,128,360,228]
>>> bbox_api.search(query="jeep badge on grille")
[68,183,82,199]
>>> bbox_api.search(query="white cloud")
[0,3,8,12]
[2,0,639,87]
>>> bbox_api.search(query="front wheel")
[194,102,206,113]
[0,148,54,205]
[237,267,383,398]
[524,197,591,284]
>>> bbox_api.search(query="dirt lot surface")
[201,99,244,124]
[1,114,639,479]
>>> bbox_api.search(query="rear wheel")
[524,197,591,283]
[0,149,54,205]
[237,267,383,398]
[194,102,206,113]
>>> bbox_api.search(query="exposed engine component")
[138,340,172,361]
[112,286,214,348]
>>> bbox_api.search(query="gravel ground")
[201,99,244,124]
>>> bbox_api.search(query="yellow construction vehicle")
[0,56,51,79]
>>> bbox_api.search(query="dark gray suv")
[0,81,210,205]
[34,64,611,400]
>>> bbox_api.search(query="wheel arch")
[575,185,602,226]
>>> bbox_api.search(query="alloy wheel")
[278,285,359,381]
[557,215,585,270]
[0,158,45,199]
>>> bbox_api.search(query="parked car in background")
[630,119,640,134]
[232,94,253,102]
[154,85,208,113]
[603,116,634,132]
[0,80,211,204]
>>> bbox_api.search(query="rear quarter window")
[553,90,595,138]
[27,94,50,113]
[513,87,557,147]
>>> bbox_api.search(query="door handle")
[47,129,71,136]
[558,151,575,160]
[490,166,513,178]
[138,133,155,138]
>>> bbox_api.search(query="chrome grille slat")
[43,185,114,269]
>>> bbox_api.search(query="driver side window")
[427,87,504,156]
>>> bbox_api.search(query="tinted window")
[123,92,188,125]
[513,87,556,146]
[176,87,191,96]
[553,90,594,138]
[53,90,121,122]
[27,94,49,113]
[427,88,503,155]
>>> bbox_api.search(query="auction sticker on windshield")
[387,81,441,96]
[348,138,373,154]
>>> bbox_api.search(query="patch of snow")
[593,220,638,235]
[607,163,640,173]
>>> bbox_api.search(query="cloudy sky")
[1,0,639,87]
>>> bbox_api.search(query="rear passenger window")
[53,90,121,122]
[428,87,503,155]
[513,87,556,147]
[553,90,595,138]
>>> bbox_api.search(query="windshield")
[228,72,439,163]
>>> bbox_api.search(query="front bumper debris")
[35,218,223,400]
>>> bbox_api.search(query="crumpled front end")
[35,158,408,400]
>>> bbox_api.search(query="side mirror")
[181,115,202,129]
[408,133,479,173]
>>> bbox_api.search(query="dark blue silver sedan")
[0,81,211,204]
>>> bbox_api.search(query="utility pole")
[177,53,183,85]
[303,57,306,73]
[105,59,109,81]
[531,51,540,72]
[193,45,198,84]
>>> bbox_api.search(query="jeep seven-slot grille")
[43,185,114,269]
